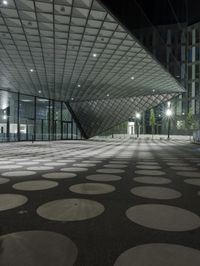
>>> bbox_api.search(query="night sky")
[100,0,200,30]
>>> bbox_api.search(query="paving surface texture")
[0,139,200,265]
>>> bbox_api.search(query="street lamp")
[135,112,141,138]
[165,108,173,140]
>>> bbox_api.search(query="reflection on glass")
[0,90,82,142]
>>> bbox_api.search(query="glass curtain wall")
[0,89,83,142]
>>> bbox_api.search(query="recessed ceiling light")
[93,53,97,57]
[21,99,32,102]
[131,76,134,80]
[71,97,74,101]
[152,89,155,92]
[3,0,8,5]
[107,94,109,97]
[30,69,34,72]
[38,90,41,94]
[60,6,65,12]
[77,84,81,88]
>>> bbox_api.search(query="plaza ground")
[0,139,200,265]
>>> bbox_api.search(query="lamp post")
[135,112,141,138]
[166,108,172,140]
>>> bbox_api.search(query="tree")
[185,109,198,140]
[149,108,156,139]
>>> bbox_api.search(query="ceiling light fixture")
[71,97,74,101]
[107,94,109,97]
[77,84,81,88]
[152,89,155,92]
[30,69,34,72]
[38,90,41,94]
[3,0,8,5]
[131,76,134,80]
[93,53,97,57]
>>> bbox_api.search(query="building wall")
[136,22,200,133]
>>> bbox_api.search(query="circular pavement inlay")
[0,165,22,169]
[136,165,161,170]
[37,198,104,221]
[60,167,88,172]
[2,171,36,177]
[69,183,115,195]
[135,170,165,176]
[131,186,181,200]
[184,179,200,186]
[27,166,54,171]
[44,162,66,166]
[96,169,125,174]
[103,164,127,168]
[0,177,10,184]
[42,172,77,179]
[133,176,171,185]
[137,162,159,165]
[82,160,102,164]
[86,174,122,182]
[18,162,39,165]
[126,204,200,231]
[171,166,197,171]
[73,163,96,167]
[0,194,28,211]
[13,180,58,191]
[176,172,200,178]
[0,230,77,266]
[114,243,200,266]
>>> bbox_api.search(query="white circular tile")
[60,167,88,172]
[73,163,96,167]
[114,243,200,266]
[171,166,197,171]
[42,172,77,179]
[136,165,161,170]
[0,194,28,211]
[82,160,102,164]
[126,204,200,231]
[0,165,22,169]
[0,177,10,184]
[33,159,52,162]
[0,230,77,266]
[27,166,54,171]
[109,161,129,164]
[103,164,127,168]
[137,162,159,165]
[69,183,115,195]
[96,169,125,174]
[167,162,189,166]
[176,172,200,178]
[57,159,76,163]
[44,162,66,166]
[13,180,58,191]
[133,176,171,185]
[135,170,165,176]
[184,179,200,186]
[131,186,181,200]
[37,198,104,221]
[86,174,122,182]
[2,171,36,177]
[17,162,39,165]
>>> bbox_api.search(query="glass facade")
[0,89,83,142]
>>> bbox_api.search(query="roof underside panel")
[0,0,182,101]
[0,0,183,138]
[69,93,178,137]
